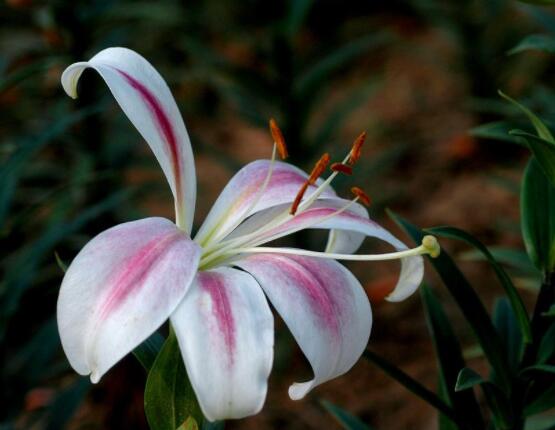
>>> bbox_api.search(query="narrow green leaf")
[538,323,555,363]
[499,91,554,142]
[520,364,555,377]
[201,420,225,430]
[420,285,483,428]
[389,212,513,393]
[437,372,458,430]
[469,121,524,145]
[455,368,484,391]
[524,384,555,416]
[455,369,514,429]
[427,226,531,343]
[132,331,165,372]
[320,400,372,430]
[54,251,68,273]
[144,331,203,430]
[543,304,555,317]
[363,349,457,422]
[493,298,524,371]
[509,34,555,55]
[521,159,555,272]
[511,130,555,188]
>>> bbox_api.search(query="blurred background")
[1,0,554,428]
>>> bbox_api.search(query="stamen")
[308,153,331,185]
[351,186,371,207]
[348,131,366,165]
[269,118,288,159]
[290,182,309,215]
[331,162,353,175]
[289,153,330,215]
[233,235,441,261]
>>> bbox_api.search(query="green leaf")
[521,158,555,272]
[320,400,372,430]
[469,121,524,145]
[420,285,483,428]
[427,226,531,343]
[455,369,514,429]
[538,323,555,363]
[509,34,555,55]
[461,247,540,277]
[511,130,555,188]
[455,368,484,391]
[525,384,555,416]
[363,349,457,422]
[499,91,554,142]
[389,212,513,393]
[493,298,524,371]
[543,304,555,317]
[133,331,165,372]
[437,372,458,430]
[144,331,203,430]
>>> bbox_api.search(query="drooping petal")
[57,217,201,382]
[234,254,371,400]
[61,48,196,232]
[194,159,337,245]
[229,199,424,302]
[171,267,274,421]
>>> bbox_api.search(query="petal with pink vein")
[171,267,274,421]
[61,48,196,232]
[234,254,372,400]
[57,217,201,383]
[229,199,424,302]
[194,159,337,245]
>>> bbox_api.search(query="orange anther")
[269,118,288,159]
[351,186,371,207]
[348,131,366,165]
[290,182,309,215]
[331,162,353,175]
[308,153,330,185]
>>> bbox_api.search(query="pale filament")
[199,149,355,267]
[232,235,440,262]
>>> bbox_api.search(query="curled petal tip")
[422,235,440,258]
[90,371,101,384]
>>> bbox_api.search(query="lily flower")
[57,47,439,421]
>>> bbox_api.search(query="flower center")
[197,122,440,271]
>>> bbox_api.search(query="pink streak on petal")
[198,271,236,364]
[99,231,183,319]
[250,254,341,337]
[115,69,182,200]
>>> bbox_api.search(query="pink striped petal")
[61,48,196,232]
[171,267,273,420]
[230,199,424,302]
[234,254,371,400]
[194,159,337,245]
[57,217,201,382]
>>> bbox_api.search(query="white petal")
[234,254,371,400]
[61,48,196,231]
[194,159,336,245]
[231,199,424,302]
[57,217,200,382]
[171,267,274,421]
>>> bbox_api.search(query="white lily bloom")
[57,47,438,421]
